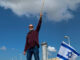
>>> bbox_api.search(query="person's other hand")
[24,51,26,55]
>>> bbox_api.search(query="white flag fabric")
[57,41,80,60]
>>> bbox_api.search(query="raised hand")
[40,12,42,17]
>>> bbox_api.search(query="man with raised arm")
[24,13,42,60]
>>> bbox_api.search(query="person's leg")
[33,46,39,60]
[26,49,33,60]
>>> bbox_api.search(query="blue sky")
[0,5,80,60]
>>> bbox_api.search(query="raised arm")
[36,13,42,32]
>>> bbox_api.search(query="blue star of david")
[67,52,73,58]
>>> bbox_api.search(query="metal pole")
[41,42,48,60]
[19,54,22,60]
[40,0,45,13]
[64,36,70,45]
[12,57,13,60]
[68,37,70,45]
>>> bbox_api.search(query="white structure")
[41,42,48,60]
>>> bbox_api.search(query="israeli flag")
[57,41,80,60]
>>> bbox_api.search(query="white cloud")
[0,0,80,22]
[48,46,56,56]
[48,46,56,52]
[0,46,7,51]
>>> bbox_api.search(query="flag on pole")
[57,41,80,60]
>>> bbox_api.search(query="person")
[24,13,42,60]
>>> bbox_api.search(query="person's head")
[29,24,34,31]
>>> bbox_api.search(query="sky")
[0,0,80,60]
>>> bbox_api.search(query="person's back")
[24,13,42,60]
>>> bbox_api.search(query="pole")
[12,57,13,60]
[40,0,45,13]
[68,37,70,46]
[64,36,71,46]
[41,42,48,60]
[19,54,22,60]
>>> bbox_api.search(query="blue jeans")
[26,46,39,60]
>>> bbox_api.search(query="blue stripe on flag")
[61,43,80,56]
[57,54,68,60]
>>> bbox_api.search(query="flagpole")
[40,0,45,14]
[12,57,13,60]
[64,36,70,45]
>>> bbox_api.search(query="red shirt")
[24,17,42,52]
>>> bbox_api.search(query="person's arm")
[36,13,42,32]
[24,37,28,55]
